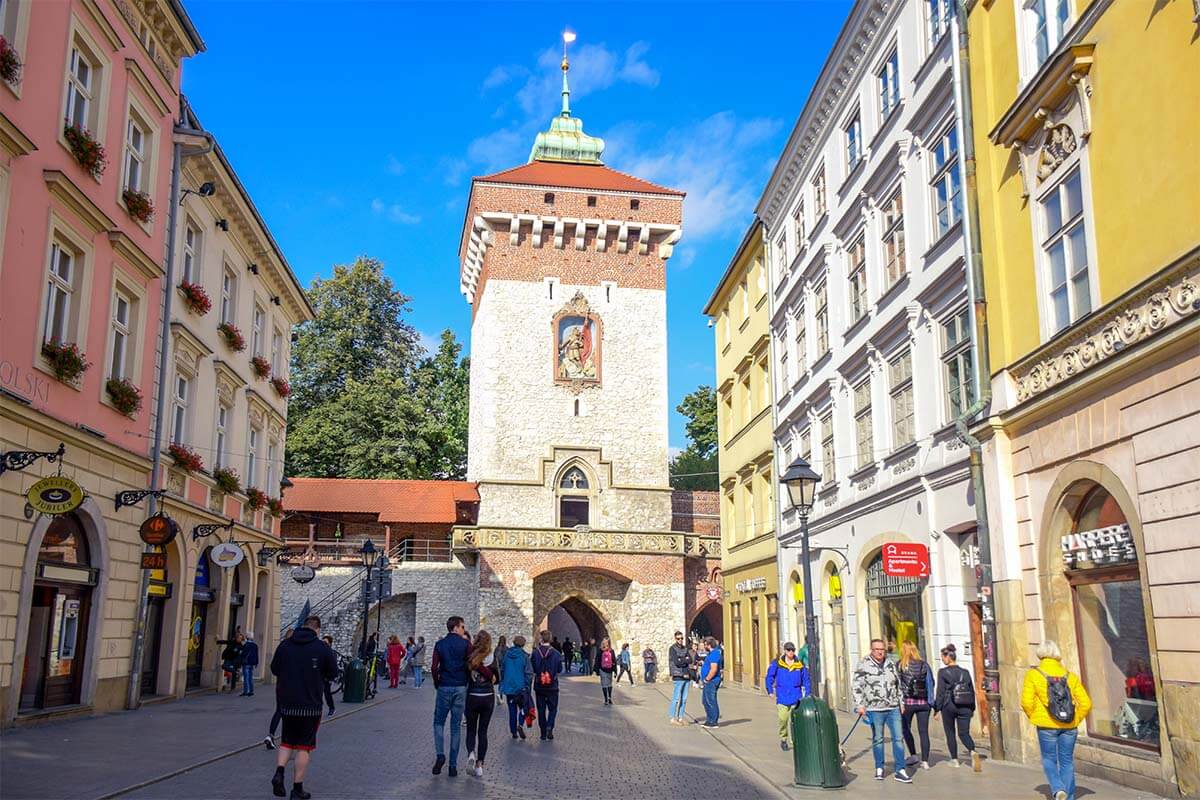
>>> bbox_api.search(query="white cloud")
[440,157,470,186]
[416,329,440,356]
[385,155,405,176]
[466,127,529,174]
[482,64,525,91]
[370,198,421,225]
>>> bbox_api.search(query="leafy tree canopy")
[670,384,718,490]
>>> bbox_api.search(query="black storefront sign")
[1062,523,1136,570]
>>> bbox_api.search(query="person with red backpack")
[595,637,617,705]
[1021,640,1092,800]
[531,630,563,740]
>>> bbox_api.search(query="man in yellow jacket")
[1021,640,1092,800]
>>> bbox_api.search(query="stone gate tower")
[453,40,718,651]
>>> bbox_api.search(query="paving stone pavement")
[0,674,1167,800]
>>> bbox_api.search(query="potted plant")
[0,36,22,85]
[246,487,268,510]
[63,120,106,179]
[250,355,270,379]
[40,340,90,383]
[267,497,284,517]
[270,376,291,398]
[178,281,211,316]
[167,442,204,473]
[213,466,242,495]
[105,377,143,416]
[122,188,154,223]
[217,322,246,352]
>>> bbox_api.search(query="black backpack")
[951,667,976,708]
[1036,668,1075,723]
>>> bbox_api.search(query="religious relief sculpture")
[553,291,601,389]
[1037,123,1078,182]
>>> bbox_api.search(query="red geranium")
[251,355,271,379]
[178,281,211,316]
[63,121,107,179]
[217,322,246,352]
[167,442,204,473]
[271,376,291,398]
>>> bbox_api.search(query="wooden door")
[751,619,762,688]
[141,597,165,694]
[967,602,990,735]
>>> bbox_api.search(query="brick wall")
[672,490,720,535]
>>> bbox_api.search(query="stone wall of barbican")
[468,279,671,530]
[280,560,479,654]
[671,490,720,535]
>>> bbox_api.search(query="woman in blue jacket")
[765,642,812,751]
[498,635,534,740]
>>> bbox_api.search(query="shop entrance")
[187,549,214,689]
[141,548,172,695]
[865,554,926,660]
[19,514,96,711]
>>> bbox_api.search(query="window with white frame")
[64,44,95,131]
[845,112,863,172]
[1040,167,1092,334]
[793,201,806,251]
[108,289,132,380]
[271,327,283,375]
[214,402,229,469]
[0,0,19,44]
[799,426,811,467]
[775,234,788,281]
[931,126,962,238]
[252,304,265,356]
[171,373,190,445]
[181,220,201,284]
[246,425,259,488]
[942,307,975,419]
[220,266,236,324]
[43,241,77,344]
[814,281,829,356]
[721,389,733,441]
[1029,0,1072,67]
[878,49,900,120]
[794,304,806,374]
[779,350,789,390]
[267,439,278,495]
[740,279,749,320]
[927,0,951,48]
[889,350,914,448]
[820,410,835,484]
[854,379,873,468]
[813,168,827,218]
[881,188,906,288]
[848,235,867,322]
[123,114,148,194]
[740,373,752,426]
[720,309,730,348]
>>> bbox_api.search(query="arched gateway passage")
[543,596,609,644]
[532,567,626,646]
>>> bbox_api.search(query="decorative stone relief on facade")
[553,292,601,390]
[1036,124,1078,182]
[1014,260,1199,403]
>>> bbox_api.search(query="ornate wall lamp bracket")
[192,518,235,542]
[115,488,168,512]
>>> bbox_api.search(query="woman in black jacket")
[934,643,981,771]
[216,633,244,693]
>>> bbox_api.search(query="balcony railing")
[282,537,453,565]
[451,526,720,558]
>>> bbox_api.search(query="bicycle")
[364,654,385,700]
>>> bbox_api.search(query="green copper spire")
[530,31,605,164]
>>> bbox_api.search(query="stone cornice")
[124,57,171,117]
[108,229,163,280]
[44,170,116,235]
[0,112,36,158]
[1011,248,1200,404]
[990,43,1095,147]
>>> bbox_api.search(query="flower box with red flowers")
[251,356,271,379]
[246,487,268,510]
[105,377,143,416]
[213,466,242,495]
[267,497,284,517]
[40,340,90,384]
[167,442,204,474]
[178,281,211,316]
[217,322,246,352]
[1,36,22,85]
[122,189,154,223]
[63,121,107,179]
[270,376,291,398]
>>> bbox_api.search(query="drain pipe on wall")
[125,109,214,710]
[950,1,1005,760]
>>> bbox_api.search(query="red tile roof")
[283,478,479,524]
[477,161,684,196]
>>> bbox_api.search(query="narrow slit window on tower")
[544,192,555,204]
[630,198,640,210]
[587,196,597,207]
[574,399,580,416]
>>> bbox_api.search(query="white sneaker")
[875,768,884,781]
[474,764,483,778]
[466,751,476,767]
[951,759,961,768]
[920,761,930,770]
[894,769,913,784]
[1053,792,1067,800]
[263,735,275,751]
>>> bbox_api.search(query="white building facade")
[759,0,983,716]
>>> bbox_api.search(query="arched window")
[560,467,589,490]
[39,514,90,566]
[557,465,591,527]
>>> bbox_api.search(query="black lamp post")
[781,456,821,697]
[358,539,376,660]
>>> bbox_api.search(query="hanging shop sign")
[290,565,316,584]
[141,551,168,570]
[139,513,179,546]
[882,542,930,578]
[735,577,768,593]
[26,476,84,516]
[210,542,245,568]
[1062,523,1136,570]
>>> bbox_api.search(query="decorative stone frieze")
[453,525,720,557]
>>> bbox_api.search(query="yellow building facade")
[704,221,779,692]
[967,0,1199,794]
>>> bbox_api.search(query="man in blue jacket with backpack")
[765,642,812,751]
[530,630,563,740]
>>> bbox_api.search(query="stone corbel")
[532,218,545,248]
[638,225,651,255]
[1011,138,1033,199]
[596,221,609,252]
[617,223,630,254]
[660,227,682,259]
[866,344,884,374]
[1068,71,1093,141]
[553,219,565,250]
[509,217,520,246]
[574,220,587,251]
[904,302,925,341]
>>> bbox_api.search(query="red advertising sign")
[882,542,930,578]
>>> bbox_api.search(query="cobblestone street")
[1,675,1162,800]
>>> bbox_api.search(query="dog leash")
[840,713,864,745]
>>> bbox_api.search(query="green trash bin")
[342,658,366,704]
[790,696,846,789]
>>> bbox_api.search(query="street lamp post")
[782,456,821,697]
[358,539,376,660]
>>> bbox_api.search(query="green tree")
[412,329,470,479]
[670,384,719,490]
[669,448,718,491]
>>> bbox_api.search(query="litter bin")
[790,696,846,789]
[342,658,366,704]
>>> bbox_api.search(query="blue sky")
[180,0,852,451]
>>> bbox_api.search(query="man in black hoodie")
[270,615,337,800]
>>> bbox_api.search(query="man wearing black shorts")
[270,615,337,799]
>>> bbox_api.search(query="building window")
[43,242,76,344]
[123,113,150,194]
[1031,0,1071,66]
[544,192,554,204]
[793,201,806,251]
[740,280,749,320]
[181,221,201,284]
[889,350,914,448]
[108,289,131,380]
[252,304,265,356]
[780,352,789,391]
[854,379,873,469]
[794,305,806,374]
[271,328,284,376]
[878,49,900,120]
[171,373,190,445]
[266,439,278,494]
[820,410,835,484]
[630,198,640,210]
[775,235,788,281]
[722,390,733,441]
[813,168,827,219]
[881,188,906,288]
[214,403,229,470]
[1040,167,1092,334]
[220,267,236,324]
[743,480,756,541]
[64,45,95,131]
[942,307,975,419]
[246,426,259,488]
[800,426,812,466]
[814,282,829,357]
[740,373,752,427]
[927,0,951,48]
[720,310,730,349]
[931,126,962,238]
[848,236,867,322]
[845,112,863,172]
[1064,486,1158,750]
[557,466,590,527]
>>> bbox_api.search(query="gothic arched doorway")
[531,567,626,649]
[688,601,722,640]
